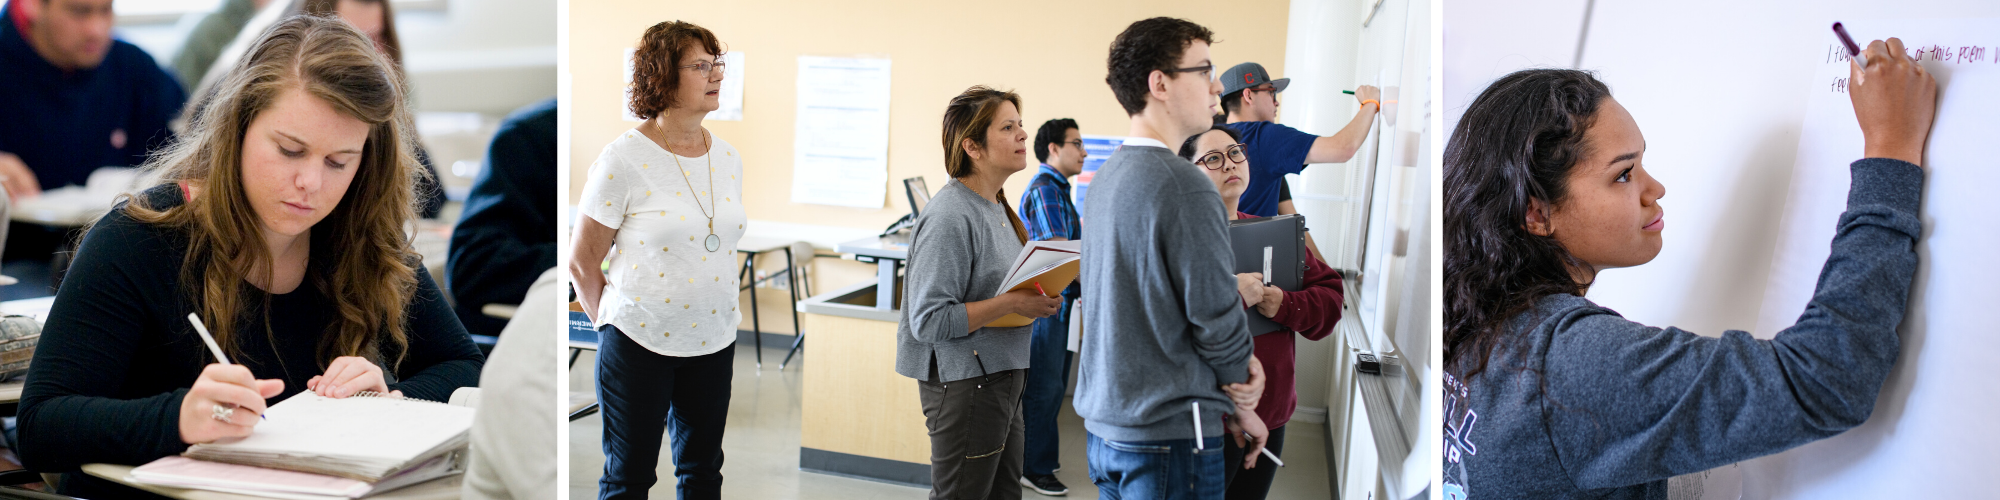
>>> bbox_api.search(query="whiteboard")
[1744,18,2000,499]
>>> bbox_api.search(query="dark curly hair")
[1034,118,1079,164]
[941,86,1022,179]
[1443,68,1610,381]
[630,21,724,121]
[1106,17,1213,116]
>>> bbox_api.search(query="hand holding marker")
[1833,22,1868,69]
[1343,89,1384,110]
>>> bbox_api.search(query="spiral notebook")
[182,391,475,483]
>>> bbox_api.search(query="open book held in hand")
[183,391,475,483]
[985,240,1081,328]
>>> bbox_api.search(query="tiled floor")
[569,340,1334,499]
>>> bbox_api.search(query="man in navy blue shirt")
[448,98,557,340]
[0,0,185,196]
[1015,117,1085,496]
[0,0,186,296]
[1219,62,1375,218]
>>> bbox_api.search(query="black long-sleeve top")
[447,98,557,338]
[17,185,485,499]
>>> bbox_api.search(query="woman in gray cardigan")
[896,86,1063,499]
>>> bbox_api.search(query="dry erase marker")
[1342,90,1355,95]
[1034,282,1048,297]
[1242,435,1287,467]
[1833,22,1869,68]
[187,313,264,419]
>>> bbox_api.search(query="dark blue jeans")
[1021,300,1074,476]
[596,325,734,500]
[1086,433,1225,500]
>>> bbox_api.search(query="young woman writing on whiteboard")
[1441,38,1936,498]
[17,16,483,500]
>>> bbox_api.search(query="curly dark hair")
[1443,68,1610,381]
[630,21,724,121]
[1034,118,1079,164]
[1106,17,1213,116]
[941,86,1022,179]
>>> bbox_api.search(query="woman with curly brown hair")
[16,15,483,500]
[569,20,744,500]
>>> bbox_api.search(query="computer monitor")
[904,177,931,218]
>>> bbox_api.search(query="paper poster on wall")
[790,56,892,208]
[1743,18,2000,499]
[623,50,745,122]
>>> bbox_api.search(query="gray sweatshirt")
[1442,158,1925,499]
[895,179,1033,383]
[1075,142,1254,442]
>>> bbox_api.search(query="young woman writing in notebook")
[17,16,482,499]
[1441,39,1934,498]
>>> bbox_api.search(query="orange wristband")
[1360,99,1380,109]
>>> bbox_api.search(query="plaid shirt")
[1018,164,1082,298]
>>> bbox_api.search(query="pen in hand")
[187,313,265,420]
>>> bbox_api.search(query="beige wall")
[567,0,1292,230]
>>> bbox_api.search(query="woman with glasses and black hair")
[570,20,744,500]
[1178,125,1344,500]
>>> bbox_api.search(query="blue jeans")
[596,325,734,500]
[1086,433,1225,500]
[1021,300,1074,476]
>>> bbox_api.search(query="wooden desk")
[81,464,464,500]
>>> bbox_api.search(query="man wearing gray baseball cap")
[1219,61,1380,219]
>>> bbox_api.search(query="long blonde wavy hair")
[123,15,425,370]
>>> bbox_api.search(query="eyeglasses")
[1173,64,1214,78]
[679,59,727,76]
[1063,140,1084,148]
[1195,144,1248,170]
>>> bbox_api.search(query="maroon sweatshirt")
[1239,211,1343,429]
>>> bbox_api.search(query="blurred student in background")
[448,97,557,339]
[0,0,187,295]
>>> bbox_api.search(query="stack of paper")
[986,240,1081,328]
[129,453,460,500]
[183,392,474,482]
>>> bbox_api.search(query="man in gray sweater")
[1076,17,1268,499]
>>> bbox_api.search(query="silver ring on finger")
[211,403,235,422]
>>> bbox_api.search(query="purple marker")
[1833,22,1869,68]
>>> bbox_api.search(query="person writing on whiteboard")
[569,20,745,500]
[1218,62,1375,259]
[1076,18,1269,498]
[1441,38,1936,498]
[895,86,1061,500]
[1178,125,1343,500]
[17,16,484,499]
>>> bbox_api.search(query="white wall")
[1444,0,2000,336]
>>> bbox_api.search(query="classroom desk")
[1,296,56,321]
[80,464,464,500]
